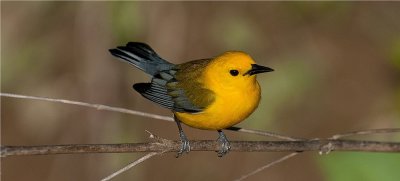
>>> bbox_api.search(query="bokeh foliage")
[2,2,400,181]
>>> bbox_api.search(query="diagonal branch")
[0,93,173,122]
[330,128,400,139]
[101,152,159,181]
[2,92,400,181]
[233,152,300,181]
[0,92,301,141]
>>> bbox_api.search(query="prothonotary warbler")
[109,42,273,157]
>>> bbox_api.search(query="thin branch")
[233,152,299,181]
[2,139,400,157]
[0,92,301,141]
[330,128,400,140]
[101,132,166,181]
[2,92,400,180]
[0,93,173,122]
[227,127,302,141]
[233,128,400,181]
[101,152,159,181]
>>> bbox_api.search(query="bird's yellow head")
[203,51,273,91]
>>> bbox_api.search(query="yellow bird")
[109,42,273,157]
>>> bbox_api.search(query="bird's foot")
[217,131,231,157]
[176,131,191,157]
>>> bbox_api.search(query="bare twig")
[2,139,400,157]
[0,93,173,121]
[100,132,167,181]
[0,92,301,141]
[227,127,302,141]
[234,152,299,181]
[101,152,159,181]
[330,128,400,140]
[2,92,400,181]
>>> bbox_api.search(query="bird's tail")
[109,42,174,75]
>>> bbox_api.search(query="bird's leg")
[217,130,231,157]
[174,116,190,157]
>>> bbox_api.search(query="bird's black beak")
[243,64,274,76]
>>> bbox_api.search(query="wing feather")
[133,59,215,113]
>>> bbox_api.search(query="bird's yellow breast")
[174,52,262,130]
[175,83,260,130]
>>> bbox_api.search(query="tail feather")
[109,42,174,75]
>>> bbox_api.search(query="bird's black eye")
[230,70,239,76]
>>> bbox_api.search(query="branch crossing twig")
[2,92,400,181]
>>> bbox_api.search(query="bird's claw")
[217,131,231,157]
[176,132,191,157]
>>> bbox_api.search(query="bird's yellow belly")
[175,86,261,130]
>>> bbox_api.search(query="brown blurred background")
[2,2,400,181]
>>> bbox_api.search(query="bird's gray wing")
[133,59,215,113]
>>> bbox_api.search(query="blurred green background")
[2,2,400,181]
